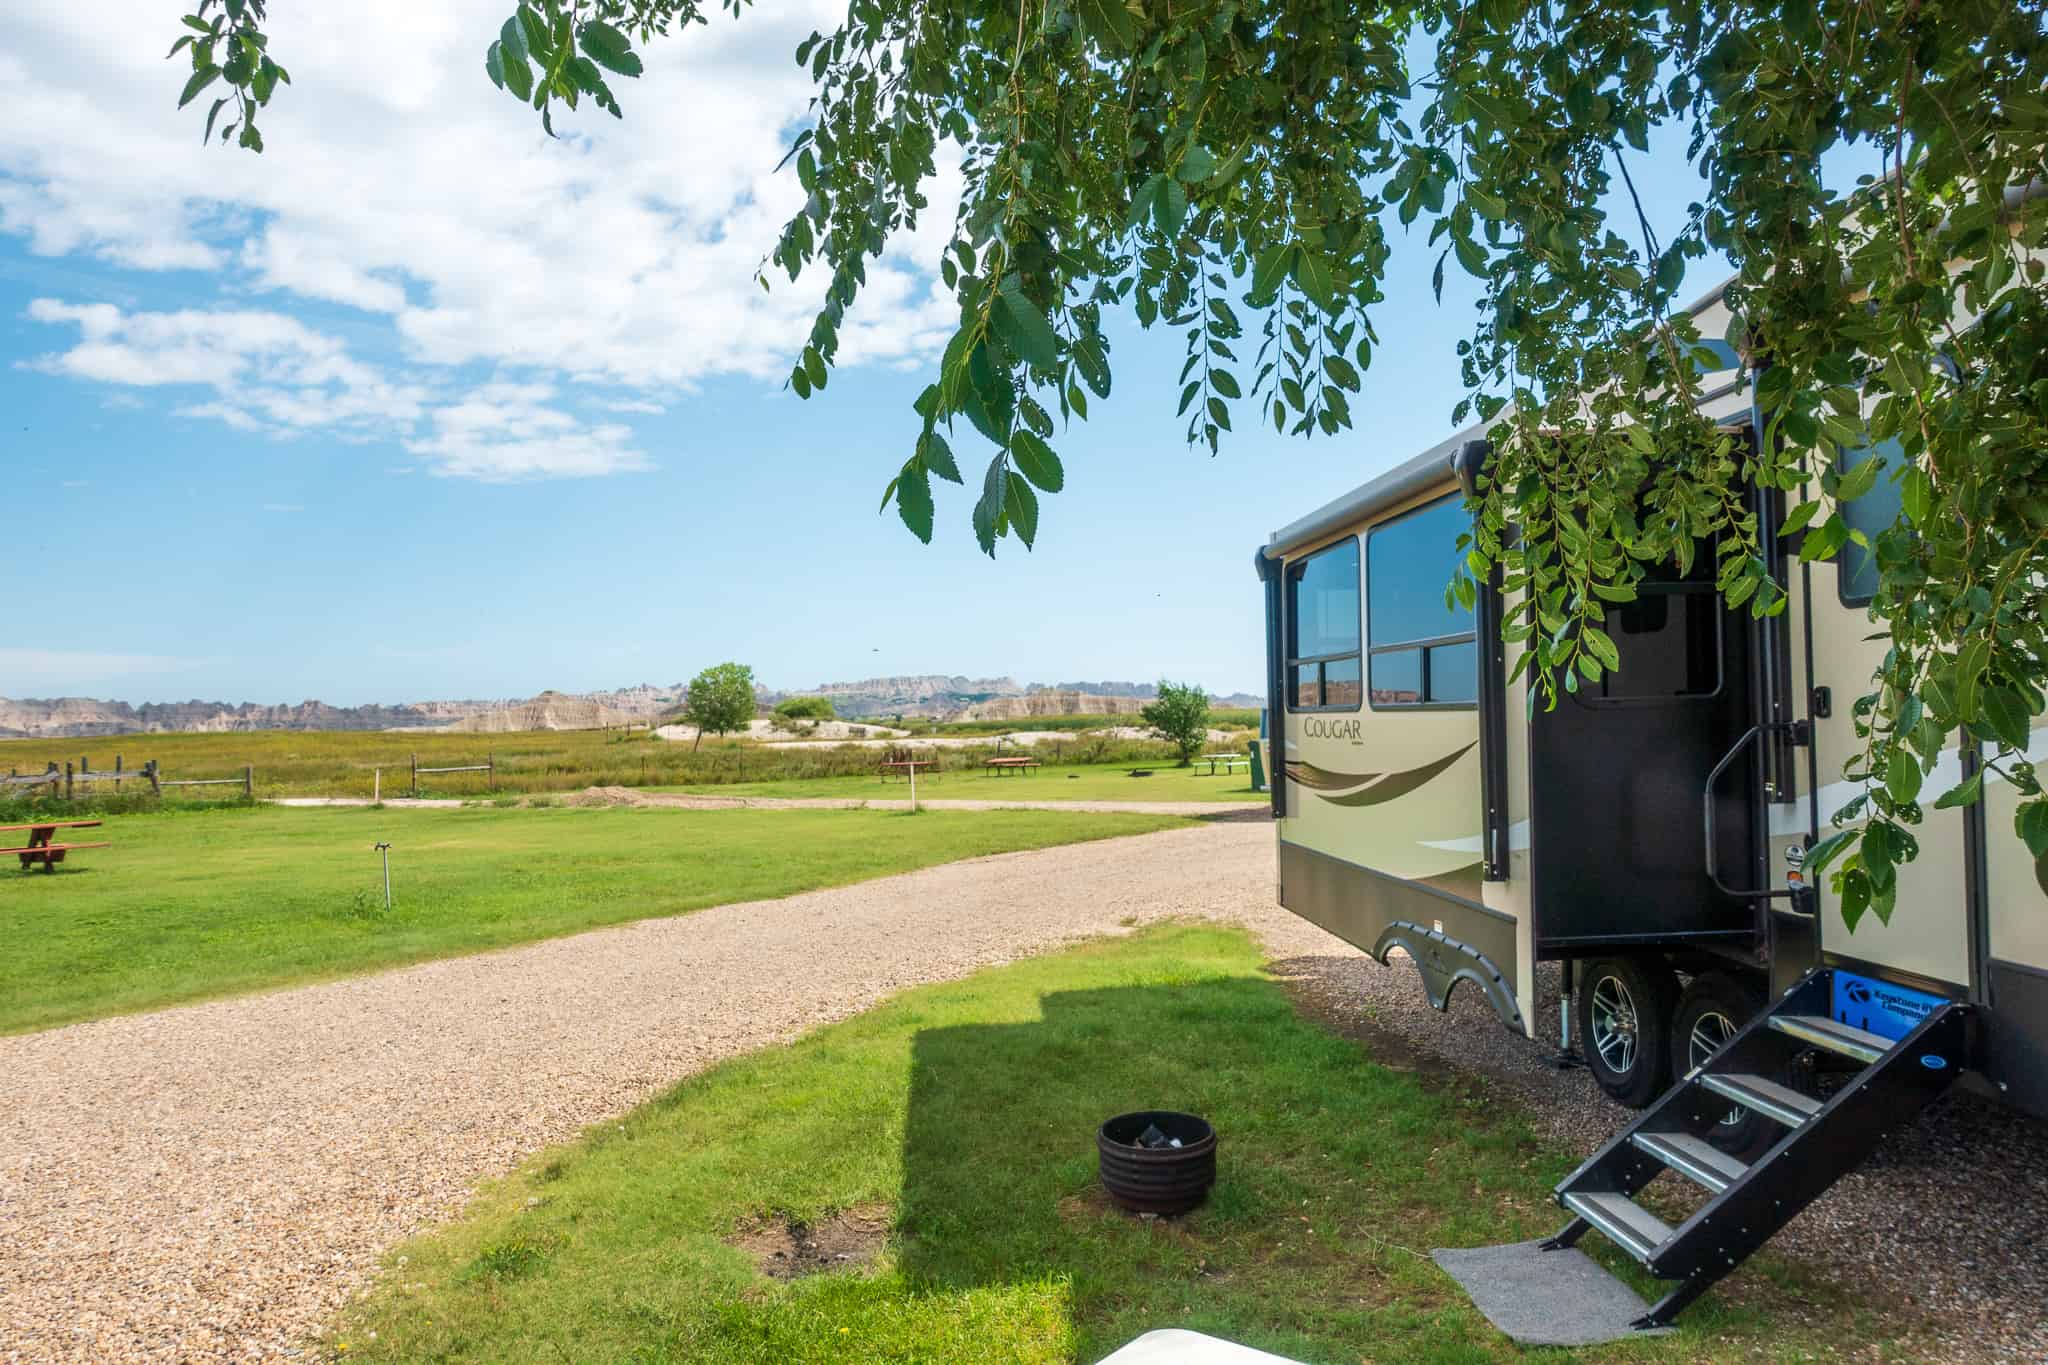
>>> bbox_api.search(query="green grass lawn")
[661,760,1262,804]
[0,804,1189,1035]
[331,925,1922,1364]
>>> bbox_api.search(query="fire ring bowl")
[1097,1110,1217,1215]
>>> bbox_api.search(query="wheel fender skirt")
[1372,920,1524,1034]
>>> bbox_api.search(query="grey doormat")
[1432,1239,1674,1347]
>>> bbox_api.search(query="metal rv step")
[1559,1191,1673,1261]
[1768,1013,1893,1064]
[1699,1072,1823,1128]
[1630,1130,1751,1194]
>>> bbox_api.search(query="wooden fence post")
[65,761,73,801]
[244,765,254,800]
[488,752,495,788]
[373,768,381,803]
[115,754,123,792]
[412,752,418,799]
[147,760,161,796]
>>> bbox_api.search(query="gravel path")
[3,819,2041,1361]
[0,822,1316,1363]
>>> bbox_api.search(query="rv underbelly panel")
[1279,840,1523,1032]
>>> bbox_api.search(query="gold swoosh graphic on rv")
[1316,742,1477,808]
[1284,761,1381,791]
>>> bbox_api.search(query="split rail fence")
[2,756,254,800]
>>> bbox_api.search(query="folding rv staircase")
[1544,968,1971,1328]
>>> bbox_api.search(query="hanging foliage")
[171,0,2048,925]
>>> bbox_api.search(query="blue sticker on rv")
[1920,1054,1949,1071]
[1832,972,1947,1042]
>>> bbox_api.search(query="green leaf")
[1177,145,1216,183]
[486,40,508,90]
[919,431,962,484]
[1154,177,1188,237]
[1805,827,1858,874]
[1005,471,1040,548]
[1780,498,1821,534]
[1075,0,1138,51]
[1291,249,1336,309]
[178,64,222,108]
[1250,244,1292,303]
[1932,771,1984,809]
[2019,800,2048,859]
[1900,466,1934,525]
[896,465,934,543]
[1838,866,1872,932]
[1982,687,2033,752]
[995,291,1061,370]
[1582,625,1621,671]
[1322,354,1360,392]
[1884,748,1922,806]
[972,456,1008,556]
[1954,638,1991,721]
[578,20,643,77]
[501,15,529,63]
[1009,429,1065,492]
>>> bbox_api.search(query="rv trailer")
[1253,277,2048,1326]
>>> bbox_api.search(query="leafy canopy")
[684,661,759,744]
[174,0,2047,928]
[1142,681,1213,765]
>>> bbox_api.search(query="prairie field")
[0,718,1247,803]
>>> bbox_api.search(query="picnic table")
[0,820,110,873]
[982,756,1042,777]
[879,757,942,784]
[1195,753,1249,777]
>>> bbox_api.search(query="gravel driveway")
[0,822,1317,1363]
[2,819,2041,1361]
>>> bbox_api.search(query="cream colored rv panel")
[1805,554,1971,987]
[1986,725,2048,971]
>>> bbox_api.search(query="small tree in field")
[1142,682,1210,768]
[683,662,757,751]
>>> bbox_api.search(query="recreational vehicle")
[1253,279,2047,1326]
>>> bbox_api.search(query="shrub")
[773,695,837,721]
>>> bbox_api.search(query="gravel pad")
[1432,1239,1672,1346]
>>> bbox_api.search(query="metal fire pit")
[1097,1110,1217,1214]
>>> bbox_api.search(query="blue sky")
[1,2,1736,706]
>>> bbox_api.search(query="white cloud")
[404,381,650,481]
[0,1,962,476]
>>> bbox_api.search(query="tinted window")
[1596,592,1721,700]
[1288,538,1360,658]
[1428,640,1478,704]
[1369,650,1420,705]
[1285,538,1361,712]
[1367,497,1475,645]
[1838,437,1905,606]
[1366,496,1477,709]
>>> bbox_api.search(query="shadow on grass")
[894,972,1562,1363]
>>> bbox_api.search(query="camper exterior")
[1254,280,2048,1130]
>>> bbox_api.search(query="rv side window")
[1366,496,1477,708]
[1837,437,1906,607]
[1285,537,1361,712]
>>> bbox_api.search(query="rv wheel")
[1672,973,1777,1161]
[1576,957,1678,1108]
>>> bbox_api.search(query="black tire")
[1576,957,1679,1108]
[1671,972,1777,1161]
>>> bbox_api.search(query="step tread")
[1770,1013,1893,1062]
[1562,1191,1674,1260]
[1631,1129,1750,1194]
[1700,1071,1823,1126]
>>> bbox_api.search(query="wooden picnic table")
[879,758,942,784]
[982,756,1042,777]
[0,820,111,873]
[1195,753,1249,776]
